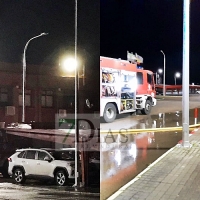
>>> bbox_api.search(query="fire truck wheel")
[103,103,117,123]
[141,100,152,115]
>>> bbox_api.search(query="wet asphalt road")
[0,177,99,200]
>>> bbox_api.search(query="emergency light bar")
[127,51,143,64]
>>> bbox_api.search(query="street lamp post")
[74,0,80,187]
[160,50,166,96]
[155,73,158,85]
[60,57,84,187]
[182,0,190,147]
[174,72,181,85]
[59,0,80,187]
[22,32,48,123]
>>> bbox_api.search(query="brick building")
[0,62,99,126]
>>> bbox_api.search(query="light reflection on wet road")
[0,181,99,200]
[100,107,200,200]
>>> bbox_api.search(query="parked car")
[43,148,100,171]
[44,148,100,185]
[8,148,76,186]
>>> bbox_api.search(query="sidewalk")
[108,129,200,200]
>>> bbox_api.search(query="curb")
[68,191,100,196]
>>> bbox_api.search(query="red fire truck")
[100,52,156,123]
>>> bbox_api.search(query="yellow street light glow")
[62,58,78,72]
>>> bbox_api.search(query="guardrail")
[155,84,200,95]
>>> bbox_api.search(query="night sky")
[0,0,100,71]
[1,1,200,85]
[100,0,200,85]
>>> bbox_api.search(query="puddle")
[100,107,200,200]
[130,108,200,129]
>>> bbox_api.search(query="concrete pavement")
[107,128,200,200]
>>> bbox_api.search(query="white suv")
[8,148,76,186]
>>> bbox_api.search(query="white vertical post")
[174,75,176,85]
[74,0,80,187]
[182,0,190,147]
[156,72,158,85]
[160,50,166,96]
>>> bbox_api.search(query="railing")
[155,84,200,95]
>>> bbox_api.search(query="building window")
[0,88,8,103]
[42,90,53,107]
[19,90,31,106]
[64,95,75,109]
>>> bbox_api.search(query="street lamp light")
[174,72,181,85]
[22,32,48,123]
[61,57,78,73]
[160,50,166,96]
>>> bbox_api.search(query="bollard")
[194,108,198,124]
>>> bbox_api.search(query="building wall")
[0,63,99,125]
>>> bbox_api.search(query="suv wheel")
[55,170,68,186]
[13,168,26,184]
